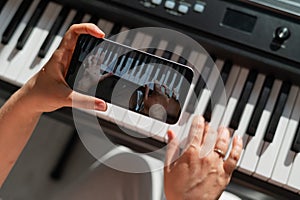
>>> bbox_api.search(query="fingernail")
[167,130,173,142]
[95,26,105,37]
[95,101,107,111]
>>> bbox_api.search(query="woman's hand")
[164,115,243,200]
[20,23,107,113]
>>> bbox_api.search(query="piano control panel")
[110,0,300,65]
[140,0,206,15]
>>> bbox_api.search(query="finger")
[187,115,205,146]
[99,72,113,81]
[144,85,149,101]
[68,90,107,111]
[58,23,105,52]
[165,130,180,170]
[214,127,231,158]
[154,81,162,94]
[172,89,178,100]
[223,135,243,175]
[163,84,171,97]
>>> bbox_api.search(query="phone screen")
[66,35,194,124]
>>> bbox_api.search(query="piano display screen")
[66,35,194,124]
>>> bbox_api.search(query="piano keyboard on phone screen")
[1,0,300,197]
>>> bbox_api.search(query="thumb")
[69,90,107,111]
[165,130,179,170]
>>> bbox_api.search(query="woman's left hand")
[20,23,107,113]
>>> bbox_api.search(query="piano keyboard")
[1,0,300,197]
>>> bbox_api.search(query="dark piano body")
[1,0,300,199]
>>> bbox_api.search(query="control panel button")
[178,4,189,14]
[151,0,162,5]
[274,26,291,41]
[165,0,176,9]
[194,3,205,13]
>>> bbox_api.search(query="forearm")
[0,88,41,187]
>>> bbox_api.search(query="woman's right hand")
[164,115,243,200]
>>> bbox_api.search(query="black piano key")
[177,48,191,65]
[38,6,70,58]
[0,0,8,14]
[264,82,291,142]
[291,123,300,153]
[118,52,131,73]
[79,35,94,61]
[186,55,216,113]
[146,36,160,54]
[161,42,175,60]
[69,11,85,25]
[129,50,142,71]
[16,0,49,50]
[108,23,122,37]
[123,31,137,46]
[1,0,32,45]
[102,41,114,63]
[161,50,173,60]
[114,50,126,74]
[132,53,147,78]
[229,70,258,130]
[88,16,99,24]
[246,76,275,136]
[203,60,232,122]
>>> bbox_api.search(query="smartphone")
[65,34,194,124]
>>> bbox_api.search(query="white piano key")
[219,67,249,127]
[154,40,168,57]
[270,93,300,186]
[173,68,185,97]
[254,86,298,180]
[168,51,206,143]
[162,68,171,85]
[5,2,62,85]
[97,19,113,36]
[139,62,155,86]
[0,0,40,79]
[170,45,183,62]
[287,145,300,192]
[150,119,168,142]
[121,57,134,76]
[122,109,141,131]
[26,9,77,79]
[209,65,240,128]
[128,36,152,81]
[103,20,114,36]
[135,115,154,137]
[119,33,146,78]
[238,79,282,175]
[140,34,153,49]
[187,50,202,69]
[115,27,129,43]
[234,74,265,166]
[114,55,126,76]
[108,104,127,126]
[195,59,224,115]
[130,31,145,49]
